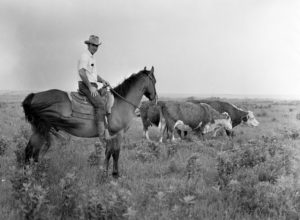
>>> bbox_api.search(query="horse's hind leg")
[111,133,122,178]
[25,132,46,163]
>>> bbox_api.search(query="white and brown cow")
[157,101,232,142]
[187,99,259,136]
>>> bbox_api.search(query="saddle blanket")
[68,92,95,120]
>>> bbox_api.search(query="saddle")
[69,91,96,120]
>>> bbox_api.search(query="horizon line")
[0,90,299,101]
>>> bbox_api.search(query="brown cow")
[157,101,232,142]
[187,99,259,136]
[135,101,160,140]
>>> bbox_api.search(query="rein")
[108,73,157,110]
[109,86,140,109]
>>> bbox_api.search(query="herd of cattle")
[135,99,260,142]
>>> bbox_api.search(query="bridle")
[145,73,157,103]
[109,72,157,110]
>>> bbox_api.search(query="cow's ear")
[144,66,147,71]
[241,115,248,122]
[222,112,230,119]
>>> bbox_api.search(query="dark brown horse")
[22,67,157,177]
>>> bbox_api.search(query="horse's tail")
[22,93,36,123]
[22,93,79,138]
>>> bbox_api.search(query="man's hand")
[90,87,98,97]
[102,80,111,87]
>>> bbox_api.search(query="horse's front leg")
[104,141,112,175]
[112,148,120,178]
[112,132,123,178]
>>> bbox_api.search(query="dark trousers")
[78,81,106,121]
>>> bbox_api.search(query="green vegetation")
[0,94,300,219]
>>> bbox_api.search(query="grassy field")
[0,92,300,220]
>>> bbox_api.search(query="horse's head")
[142,66,157,103]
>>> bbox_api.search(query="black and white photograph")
[0,0,300,219]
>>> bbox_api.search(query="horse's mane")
[112,70,148,97]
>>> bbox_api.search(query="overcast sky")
[0,0,300,99]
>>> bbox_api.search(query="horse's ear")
[150,66,154,73]
[144,66,147,71]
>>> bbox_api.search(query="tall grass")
[0,97,300,219]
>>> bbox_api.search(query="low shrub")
[166,144,178,158]
[12,125,32,167]
[281,129,300,140]
[83,183,130,220]
[0,136,9,156]
[55,170,83,219]
[217,138,296,217]
[88,152,101,167]
[9,162,50,220]
[134,142,161,163]
[165,159,181,175]
[88,142,103,167]
[14,137,27,168]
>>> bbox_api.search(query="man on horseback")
[77,35,114,143]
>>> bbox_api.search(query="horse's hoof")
[112,172,119,178]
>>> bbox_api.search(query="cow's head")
[202,112,232,134]
[174,120,191,139]
[135,108,141,117]
[241,111,259,127]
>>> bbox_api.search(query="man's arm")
[97,75,110,87]
[79,68,98,97]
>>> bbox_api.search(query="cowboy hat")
[84,35,102,46]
